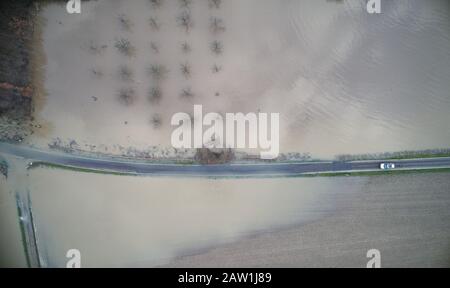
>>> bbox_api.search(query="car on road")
[380,163,395,170]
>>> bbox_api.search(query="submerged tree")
[212,63,222,73]
[150,114,162,129]
[148,17,160,31]
[118,13,133,31]
[149,0,164,9]
[178,0,192,8]
[148,87,162,104]
[210,17,225,34]
[118,65,133,81]
[180,62,191,78]
[91,68,103,78]
[114,38,134,56]
[181,41,191,53]
[150,41,159,53]
[208,0,221,9]
[177,11,193,33]
[180,87,194,98]
[147,64,169,80]
[118,88,135,106]
[210,40,223,55]
[88,41,107,55]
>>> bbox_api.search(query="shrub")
[114,38,134,56]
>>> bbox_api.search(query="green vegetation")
[173,159,195,165]
[336,149,450,161]
[384,153,450,160]
[29,162,132,176]
[301,168,450,178]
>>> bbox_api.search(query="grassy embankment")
[29,161,450,178]
[301,168,450,178]
[29,162,132,176]
[335,149,450,161]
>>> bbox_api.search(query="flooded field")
[2,0,449,268]
[27,167,354,267]
[29,0,450,158]
[164,172,450,268]
[14,168,449,267]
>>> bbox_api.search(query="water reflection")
[31,0,450,158]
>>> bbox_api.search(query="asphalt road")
[1,142,450,177]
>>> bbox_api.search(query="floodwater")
[164,172,450,268]
[2,0,450,268]
[28,167,357,267]
[22,168,450,267]
[30,0,450,158]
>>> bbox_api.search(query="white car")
[380,163,395,170]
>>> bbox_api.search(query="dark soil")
[195,148,235,164]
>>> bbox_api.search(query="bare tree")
[118,13,133,31]
[148,87,162,104]
[150,41,159,53]
[210,40,223,55]
[212,64,222,73]
[88,41,107,55]
[147,64,169,80]
[118,88,135,106]
[149,0,164,9]
[114,38,134,56]
[180,62,191,78]
[91,68,103,78]
[208,0,221,9]
[118,65,133,81]
[178,0,192,8]
[177,11,193,33]
[180,87,194,98]
[210,17,225,34]
[181,41,191,53]
[148,17,160,31]
[150,114,162,128]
